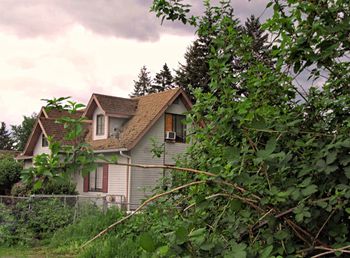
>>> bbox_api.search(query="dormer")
[83,93,138,140]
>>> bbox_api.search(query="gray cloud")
[0,0,271,41]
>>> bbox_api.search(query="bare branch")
[81,180,206,249]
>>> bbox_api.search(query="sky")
[0,0,270,126]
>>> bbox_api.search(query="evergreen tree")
[151,63,174,93]
[175,7,271,101]
[241,15,272,67]
[175,3,239,101]
[130,66,152,97]
[175,39,210,101]
[11,113,37,151]
[0,122,13,150]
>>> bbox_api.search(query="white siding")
[130,115,164,209]
[166,98,188,114]
[92,107,108,140]
[33,133,50,156]
[129,98,190,209]
[74,155,128,200]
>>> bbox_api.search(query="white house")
[17,88,192,210]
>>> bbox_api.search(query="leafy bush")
[10,181,31,196]
[0,203,16,246]
[11,179,78,196]
[32,179,78,195]
[0,198,74,246]
[0,156,22,195]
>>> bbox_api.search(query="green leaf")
[139,232,156,252]
[345,167,350,179]
[175,226,188,244]
[225,242,247,258]
[326,151,337,165]
[316,159,326,170]
[156,245,169,256]
[188,228,206,237]
[274,230,289,240]
[299,177,312,187]
[33,180,43,190]
[230,199,242,212]
[265,137,277,154]
[301,184,318,196]
[260,245,273,258]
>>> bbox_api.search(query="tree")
[11,113,37,151]
[151,63,174,93]
[174,5,271,101]
[242,15,270,62]
[174,3,220,101]
[130,66,152,97]
[0,122,13,150]
[0,155,22,195]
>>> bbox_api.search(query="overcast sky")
[0,0,269,126]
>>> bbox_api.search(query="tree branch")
[81,180,206,249]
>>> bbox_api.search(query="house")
[17,88,192,210]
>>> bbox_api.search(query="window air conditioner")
[165,131,176,140]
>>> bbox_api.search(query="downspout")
[119,150,131,211]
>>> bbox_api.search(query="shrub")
[32,179,78,195]
[11,178,78,196]
[0,156,22,195]
[0,203,16,246]
[0,198,75,246]
[14,198,74,240]
[11,181,31,196]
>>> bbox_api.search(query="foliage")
[0,122,14,150]
[11,113,37,151]
[11,181,31,196]
[10,1,350,257]
[130,66,153,97]
[135,0,350,257]
[0,155,22,195]
[50,207,126,254]
[32,178,78,195]
[174,3,270,102]
[0,199,74,246]
[151,63,174,93]
[0,203,16,246]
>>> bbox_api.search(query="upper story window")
[42,134,48,147]
[96,114,105,136]
[165,113,186,143]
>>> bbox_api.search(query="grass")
[0,246,76,258]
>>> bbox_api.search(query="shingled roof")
[21,110,90,157]
[20,87,191,157]
[94,94,138,116]
[42,109,85,119]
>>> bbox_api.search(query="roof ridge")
[93,93,137,101]
[134,87,180,99]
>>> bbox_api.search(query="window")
[96,114,105,135]
[89,165,103,192]
[165,113,186,143]
[42,134,48,147]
